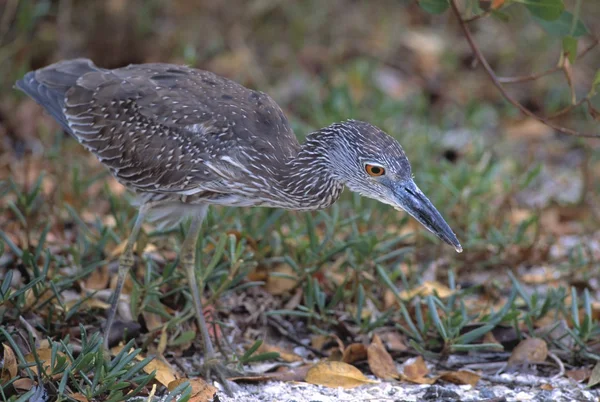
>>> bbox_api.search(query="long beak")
[393,180,462,253]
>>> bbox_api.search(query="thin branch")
[498,39,599,84]
[449,0,599,138]
[463,12,490,23]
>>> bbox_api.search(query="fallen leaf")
[265,264,298,295]
[68,393,89,402]
[379,332,408,352]
[491,0,505,9]
[257,342,303,363]
[168,378,217,402]
[84,265,109,290]
[138,355,177,387]
[440,370,480,386]
[540,383,553,391]
[230,365,311,383]
[305,361,378,388]
[401,356,435,384]
[566,367,592,382]
[399,281,453,300]
[1,343,18,380]
[24,348,65,377]
[588,362,600,388]
[12,378,35,391]
[508,338,548,365]
[342,343,368,364]
[367,335,399,380]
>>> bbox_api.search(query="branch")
[497,39,599,84]
[449,0,599,138]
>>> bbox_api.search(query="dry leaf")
[401,356,435,384]
[439,370,480,386]
[68,393,89,402]
[24,348,65,377]
[491,0,505,9]
[508,338,548,365]
[566,367,592,383]
[342,343,368,364]
[540,383,553,391]
[399,281,453,300]
[12,378,35,391]
[367,335,399,380]
[84,265,109,290]
[379,332,408,352]
[588,363,600,388]
[138,355,177,387]
[1,343,18,380]
[265,264,298,295]
[230,364,311,383]
[168,378,217,402]
[305,361,378,388]
[257,342,303,363]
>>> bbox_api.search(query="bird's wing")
[63,63,298,194]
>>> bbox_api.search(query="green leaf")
[534,11,589,37]
[517,0,564,21]
[562,36,577,63]
[419,0,449,14]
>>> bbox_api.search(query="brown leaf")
[24,348,65,377]
[367,335,399,380]
[12,378,35,391]
[168,378,217,402]
[68,393,90,402]
[305,361,378,388]
[540,383,553,391]
[439,370,480,386]
[84,265,109,290]
[379,332,408,352]
[399,281,453,300]
[491,0,505,9]
[138,355,177,387]
[230,365,311,383]
[1,343,18,380]
[257,342,303,363]
[401,356,435,384]
[508,338,548,365]
[342,343,368,364]
[588,363,600,388]
[265,264,298,295]
[566,367,592,383]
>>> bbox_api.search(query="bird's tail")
[15,58,101,132]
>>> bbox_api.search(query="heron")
[16,58,462,392]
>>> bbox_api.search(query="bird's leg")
[180,207,235,395]
[103,205,148,350]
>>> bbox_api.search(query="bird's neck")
[275,130,344,210]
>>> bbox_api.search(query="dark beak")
[394,180,462,252]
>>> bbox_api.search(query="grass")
[1,1,600,400]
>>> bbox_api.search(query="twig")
[449,0,599,138]
[548,351,565,380]
[463,12,490,23]
[497,39,599,84]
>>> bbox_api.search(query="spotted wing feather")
[24,59,299,195]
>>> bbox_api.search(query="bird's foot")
[199,357,242,396]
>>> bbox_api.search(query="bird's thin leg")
[103,205,148,350]
[180,206,235,394]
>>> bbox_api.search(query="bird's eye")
[365,164,385,177]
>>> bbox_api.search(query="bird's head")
[324,120,462,253]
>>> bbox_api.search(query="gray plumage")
[16,59,411,224]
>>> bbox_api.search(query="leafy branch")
[420,0,600,137]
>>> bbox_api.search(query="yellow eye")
[365,164,385,177]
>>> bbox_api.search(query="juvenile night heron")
[16,58,462,390]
